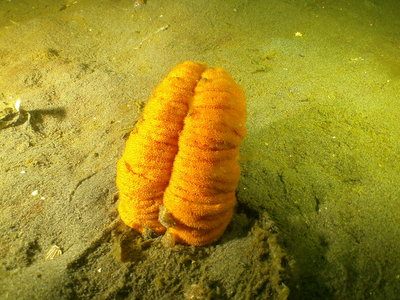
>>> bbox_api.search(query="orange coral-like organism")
[116,61,246,246]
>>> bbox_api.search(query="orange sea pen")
[116,61,246,246]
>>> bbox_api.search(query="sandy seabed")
[1,0,399,299]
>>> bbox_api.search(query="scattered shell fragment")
[184,283,212,300]
[350,57,364,62]
[0,98,30,129]
[45,245,62,260]
[158,205,176,228]
[132,24,170,49]
[0,99,21,129]
[161,230,176,248]
[295,32,303,37]
[134,0,146,7]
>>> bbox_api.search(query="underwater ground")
[1,0,399,299]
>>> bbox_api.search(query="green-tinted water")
[1,0,399,299]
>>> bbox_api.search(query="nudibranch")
[116,61,246,246]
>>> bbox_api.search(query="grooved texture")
[116,61,246,245]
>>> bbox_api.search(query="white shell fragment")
[0,99,22,129]
[14,99,21,111]
[45,245,62,260]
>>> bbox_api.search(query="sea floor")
[1,0,399,299]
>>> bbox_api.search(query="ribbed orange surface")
[116,61,246,245]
